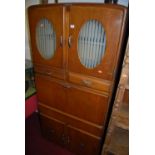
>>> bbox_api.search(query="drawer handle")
[62,83,71,88]
[45,72,52,76]
[82,79,92,86]
[67,136,70,144]
[61,134,66,144]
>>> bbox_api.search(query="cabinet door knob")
[68,35,72,48]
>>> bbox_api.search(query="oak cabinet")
[28,5,64,68]
[28,3,127,155]
[68,5,126,80]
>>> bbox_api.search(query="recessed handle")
[82,79,92,86]
[62,83,71,88]
[46,72,52,76]
[68,35,72,48]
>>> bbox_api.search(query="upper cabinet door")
[68,5,127,80]
[28,5,63,68]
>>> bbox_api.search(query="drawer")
[40,114,67,146]
[34,64,65,80]
[38,103,103,137]
[68,126,101,155]
[69,72,111,92]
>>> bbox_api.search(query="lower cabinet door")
[68,126,101,155]
[39,114,67,146]
[35,74,67,111]
[39,114,102,155]
[66,87,109,125]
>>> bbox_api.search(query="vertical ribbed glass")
[78,20,106,69]
[36,19,56,60]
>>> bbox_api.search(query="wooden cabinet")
[68,126,101,155]
[28,5,64,68]
[68,5,126,80]
[28,3,127,155]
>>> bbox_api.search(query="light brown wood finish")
[40,114,101,155]
[69,72,111,92]
[68,126,101,155]
[34,64,66,80]
[66,86,109,125]
[35,74,67,112]
[68,5,127,80]
[35,74,109,125]
[38,103,103,137]
[40,114,65,145]
[28,4,128,155]
[28,5,64,68]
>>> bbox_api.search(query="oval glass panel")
[36,19,56,60]
[78,20,106,69]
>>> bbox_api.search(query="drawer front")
[66,86,109,125]
[34,64,65,80]
[40,114,66,145]
[35,74,67,111]
[39,103,103,137]
[69,72,111,92]
[68,126,101,155]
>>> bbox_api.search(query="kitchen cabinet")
[28,3,127,155]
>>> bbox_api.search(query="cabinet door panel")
[35,74,66,111]
[40,114,66,145]
[66,86,109,125]
[68,126,101,155]
[68,5,127,80]
[28,5,63,68]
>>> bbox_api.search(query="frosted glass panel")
[36,19,56,59]
[78,20,106,69]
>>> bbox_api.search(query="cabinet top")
[28,3,127,11]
